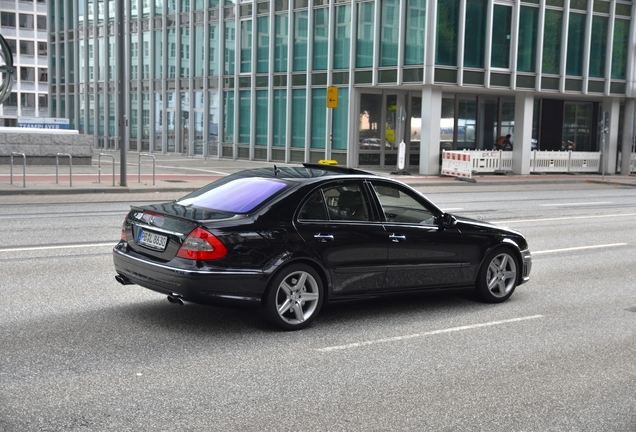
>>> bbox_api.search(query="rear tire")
[261,264,323,330]
[475,247,519,303]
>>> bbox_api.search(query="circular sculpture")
[0,34,15,106]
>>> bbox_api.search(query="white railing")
[443,150,607,175]
[470,151,513,173]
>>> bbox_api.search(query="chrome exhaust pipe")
[167,294,185,306]
[115,274,135,285]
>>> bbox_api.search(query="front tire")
[476,247,519,303]
[262,264,323,330]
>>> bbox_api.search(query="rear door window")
[298,182,371,222]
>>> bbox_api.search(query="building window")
[436,0,459,67]
[38,68,47,82]
[517,6,538,72]
[20,67,35,81]
[464,0,486,68]
[356,2,375,68]
[311,88,326,149]
[611,19,629,80]
[6,92,18,106]
[1,12,16,28]
[20,41,35,55]
[6,39,17,55]
[37,15,46,31]
[405,0,426,66]
[275,14,288,72]
[313,9,328,71]
[291,89,306,148]
[223,91,234,142]
[238,90,250,143]
[566,13,586,76]
[292,11,307,72]
[589,15,607,78]
[255,90,268,145]
[256,16,270,73]
[334,5,351,69]
[273,89,286,147]
[21,93,36,107]
[380,0,399,67]
[3,119,17,127]
[491,5,512,69]
[209,23,219,76]
[224,22,235,75]
[194,25,204,77]
[19,14,34,30]
[542,10,562,75]
[38,42,47,56]
[180,27,190,77]
[240,20,252,74]
[39,94,48,108]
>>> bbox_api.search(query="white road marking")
[0,243,115,253]
[498,212,636,224]
[316,315,544,352]
[540,202,612,207]
[533,243,628,255]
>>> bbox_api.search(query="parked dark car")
[113,164,532,330]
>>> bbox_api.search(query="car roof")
[224,164,378,183]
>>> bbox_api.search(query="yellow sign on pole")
[327,86,338,108]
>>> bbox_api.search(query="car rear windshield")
[176,177,289,213]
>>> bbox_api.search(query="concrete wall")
[0,128,93,165]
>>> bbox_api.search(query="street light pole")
[117,0,127,186]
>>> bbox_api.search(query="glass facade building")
[48,0,635,174]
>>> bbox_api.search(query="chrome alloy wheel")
[275,270,320,325]
[486,252,518,298]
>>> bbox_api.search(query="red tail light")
[121,217,128,242]
[177,227,227,260]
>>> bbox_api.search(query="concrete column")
[602,97,620,174]
[621,98,635,175]
[513,92,534,175]
[419,85,442,175]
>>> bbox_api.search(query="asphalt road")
[1,182,635,431]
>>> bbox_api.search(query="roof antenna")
[273,164,280,176]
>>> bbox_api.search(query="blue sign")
[17,117,70,130]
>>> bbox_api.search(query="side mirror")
[441,213,457,228]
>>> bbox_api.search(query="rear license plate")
[137,229,168,250]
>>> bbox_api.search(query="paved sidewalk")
[1,152,635,203]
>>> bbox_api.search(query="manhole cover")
[164,180,187,183]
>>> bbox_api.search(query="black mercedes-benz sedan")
[113,164,532,330]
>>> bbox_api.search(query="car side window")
[371,182,435,225]
[298,184,370,222]
[298,191,329,221]
[323,183,370,222]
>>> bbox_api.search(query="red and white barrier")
[441,151,472,179]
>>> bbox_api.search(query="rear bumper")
[113,243,266,308]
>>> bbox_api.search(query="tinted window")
[371,182,436,225]
[298,191,328,221]
[176,177,288,213]
[298,183,370,222]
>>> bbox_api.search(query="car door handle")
[314,233,334,242]
[389,234,406,242]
